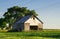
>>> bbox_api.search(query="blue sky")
[0,0,60,29]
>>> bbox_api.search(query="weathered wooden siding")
[24,23,30,31]
[38,23,43,30]
[25,17,42,25]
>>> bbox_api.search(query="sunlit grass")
[0,37,57,39]
[0,29,60,39]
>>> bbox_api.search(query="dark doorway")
[30,26,38,30]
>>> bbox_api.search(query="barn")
[12,15,43,31]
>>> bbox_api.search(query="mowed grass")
[0,29,60,39]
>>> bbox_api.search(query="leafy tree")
[3,6,38,28]
[0,18,7,29]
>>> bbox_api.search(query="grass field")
[0,29,60,39]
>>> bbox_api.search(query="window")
[33,17,35,20]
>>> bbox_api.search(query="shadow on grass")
[22,33,60,38]
[40,35,60,38]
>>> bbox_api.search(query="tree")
[0,18,7,29]
[3,6,38,28]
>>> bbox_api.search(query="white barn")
[12,15,43,31]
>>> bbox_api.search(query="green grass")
[0,29,60,39]
[0,37,57,39]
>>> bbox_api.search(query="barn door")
[30,26,38,30]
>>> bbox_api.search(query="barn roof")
[15,15,43,24]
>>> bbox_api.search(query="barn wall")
[17,23,24,31]
[24,16,43,31]
[24,23,30,31]
[25,17,42,25]
[38,23,43,30]
[12,23,24,31]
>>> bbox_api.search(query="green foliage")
[4,6,38,18]
[2,6,38,29]
[0,18,7,28]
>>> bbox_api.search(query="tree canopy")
[0,6,38,29]
[0,18,7,29]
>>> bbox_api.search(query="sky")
[0,0,60,29]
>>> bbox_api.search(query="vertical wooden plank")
[24,23,30,31]
[38,23,43,30]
